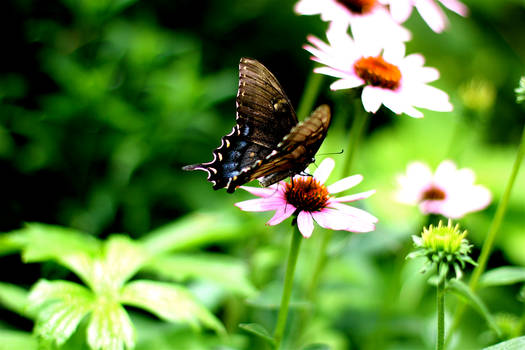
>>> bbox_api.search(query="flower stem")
[342,101,369,177]
[273,223,303,349]
[447,123,525,343]
[296,70,324,121]
[437,271,445,350]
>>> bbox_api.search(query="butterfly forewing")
[183,58,331,193]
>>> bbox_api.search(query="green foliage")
[483,336,525,350]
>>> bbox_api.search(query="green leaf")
[0,282,33,318]
[238,323,275,345]
[300,344,331,350]
[87,298,135,350]
[0,329,38,350]
[29,280,95,346]
[479,267,525,288]
[140,211,251,255]
[17,223,100,263]
[143,253,257,297]
[448,279,502,337]
[86,235,150,291]
[0,232,27,256]
[483,336,525,349]
[120,280,225,334]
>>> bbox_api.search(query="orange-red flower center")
[422,185,446,201]
[354,56,402,90]
[336,0,376,14]
[285,177,330,212]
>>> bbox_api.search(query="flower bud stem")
[437,268,446,350]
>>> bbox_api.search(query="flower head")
[295,0,410,48]
[304,26,452,118]
[235,158,378,238]
[380,0,468,33]
[396,160,491,218]
[407,220,476,281]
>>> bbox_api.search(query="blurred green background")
[1,0,525,349]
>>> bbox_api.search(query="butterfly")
[183,57,331,193]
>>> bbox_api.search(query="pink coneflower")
[395,160,492,219]
[304,26,452,118]
[295,0,410,48]
[380,0,468,33]
[235,158,377,238]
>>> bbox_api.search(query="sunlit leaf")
[17,223,100,263]
[143,253,257,297]
[448,279,501,337]
[87,298,135,350]
[29,280,95,346]
[238,323,275,345]
[479,267,525,288]
[0,329,38,350]
[120,280,225,334]
[300,344,331,350]
[140,211,252,255]
[483,336,525,349]
[0,282,33,318]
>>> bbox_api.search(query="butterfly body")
[183,58,331,193]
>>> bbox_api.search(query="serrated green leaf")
[0,282,33,318]
[140,211,251,255]
[479,267,525,288]
[87,298,135,350]
[483,336,525,350]
[143,253,257,297]
[0,329,38,350]
[29,280,95,345]
[18,223,100,263]
[300,344,331,350]
[448,279,501,337]
[238,323,275,345]
[120,280,225,334]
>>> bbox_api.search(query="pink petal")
[312,208,376,232]
[239,185,280,198]
[235,197,285,212]
[331,189,376,203]
[297,211,314,238]
[326,174,363,194]
[313,158,335,184]
[439,0,468,16]
[266,205,296,225]
[328,202,379,224]
[330,78,364,90]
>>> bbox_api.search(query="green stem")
[447,123,525,342]
[341,101,369,178]
[296,71,324,121]
[274,223,303,349]
[305,230,333,301]
[437,271,445,350]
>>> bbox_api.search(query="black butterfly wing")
[182,57,298,193]
[249,104,332,187]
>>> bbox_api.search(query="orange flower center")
[336,0,376,14]
[285,177,330,212]
[354,56,402,90]
[421,185,446,201]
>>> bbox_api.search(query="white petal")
[388,0,414,22]
[415,0,448,33]
[327,174,363,194]
[439,0,468,16]
[362,86,384,113]
[297,211,314,238]
[329,202,379,223]
[330,78,364,90]
[313,209,376,232]
[313,158,335,184]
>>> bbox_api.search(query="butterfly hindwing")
[183,58,331,193]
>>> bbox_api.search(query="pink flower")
[380,0,468,33]
[295,0,410,48]
[303,26,452,118]
[395,160,491,219]
[235,158,378,238]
